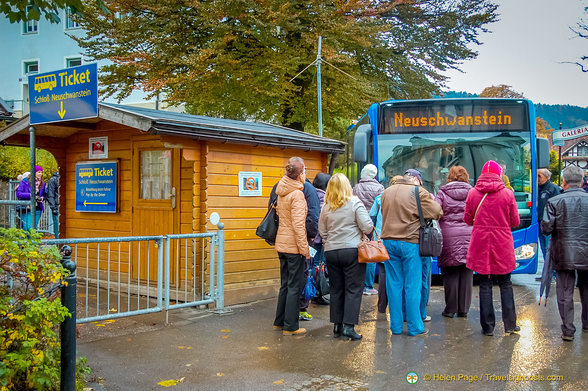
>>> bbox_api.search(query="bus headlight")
[514,243,537,260]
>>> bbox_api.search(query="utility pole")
[317,36,323,137]
[558,122,562,186]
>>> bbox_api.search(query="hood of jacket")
[439,181,471,201]
[474,172,505,194]
[276,175,303,197]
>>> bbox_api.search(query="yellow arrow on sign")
[58,101,66,119]
[84,200,108,207]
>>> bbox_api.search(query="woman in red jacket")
[464,160,520,336]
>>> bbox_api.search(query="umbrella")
[538,244,554,306]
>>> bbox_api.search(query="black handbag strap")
[414,186,425,228]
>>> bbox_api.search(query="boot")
[333,323,342,338]
[342,324,362,340]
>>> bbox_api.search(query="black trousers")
[441,265,473,315]
[377,262,388,313]
[274,252,305,332]
[478,273,516,333]
[325,248,366,325]
[556,269,588,337]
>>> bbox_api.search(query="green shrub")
[0,228,88,390]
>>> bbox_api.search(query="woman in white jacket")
[319,174,374,340]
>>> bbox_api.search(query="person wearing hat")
[464,160,520,336]
[353,164,385,296]
[16,165,46,231]
[380,169,442,336]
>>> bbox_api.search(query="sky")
[443,0,588,108]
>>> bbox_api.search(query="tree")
[571,6,587,72]
[75,0,498,137]
[0,0,85,23]
[536,117,554,139]
[0,146,57,182]
[479,84,525,99]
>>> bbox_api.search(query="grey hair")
[539,168,552,179]
[286,156,305,179]
[562,166,584,187]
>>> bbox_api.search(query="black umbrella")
[538,244,554,306]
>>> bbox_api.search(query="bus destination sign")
[381,100,530,134]
[29,63,98,125]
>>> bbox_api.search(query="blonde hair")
[325,173,352,211]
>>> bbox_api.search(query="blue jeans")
[21,210,42,231]
[383,240,424,336]
[364,263,376,289]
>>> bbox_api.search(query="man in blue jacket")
[536,169,561,281]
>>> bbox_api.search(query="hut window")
[140,150,171,199]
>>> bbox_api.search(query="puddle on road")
[287,375,368,391]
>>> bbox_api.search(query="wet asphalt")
[78,267,588,391]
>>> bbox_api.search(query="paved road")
[79,270,588,391]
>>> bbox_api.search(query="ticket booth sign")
[238,172,262,196]
[75,161,118,212]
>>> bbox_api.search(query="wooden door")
[132,140,180,281]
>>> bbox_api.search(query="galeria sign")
[552,124,588,144]
[29,63,98,125]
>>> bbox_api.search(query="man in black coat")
[46,170,60,238]
[541,166,588,341]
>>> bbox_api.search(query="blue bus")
[350,98,551,274]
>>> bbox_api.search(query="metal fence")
[41,225,225,324]
[0,180,54,234]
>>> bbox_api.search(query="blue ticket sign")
[29,63,98,125]
[75,161,118,213]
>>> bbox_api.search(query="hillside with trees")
[442,90,588,130]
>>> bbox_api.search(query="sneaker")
[505,326,521,334]
[363,288,378,295]
[273,325,283,330]
[561,334,574,341]
[423,315,431,322]
[483,330,494,336]
[299,311,313,321]
[415,328,429,337]
[283,328,307,336]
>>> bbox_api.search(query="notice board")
[75,161,118,213]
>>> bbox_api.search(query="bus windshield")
[376,131,533,229]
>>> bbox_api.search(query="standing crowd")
[269,157,588,342]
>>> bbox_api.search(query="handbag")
[255,200,279,245]
[414,186,443,257]
[358,230,389,263]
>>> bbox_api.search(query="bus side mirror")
[353,124,372,163]
[536,138,550,169]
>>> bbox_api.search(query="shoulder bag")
[256,200,279,245]
[414,186,443,257]
[358,229,389,263]
[473,193,488,223]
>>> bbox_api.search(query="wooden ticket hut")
[0,103,345,305]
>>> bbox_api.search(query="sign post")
[28,63,98,125]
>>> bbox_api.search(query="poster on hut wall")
[238,172,262,196]
[75,161,118,213]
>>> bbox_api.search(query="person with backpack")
[311,172,331,305]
